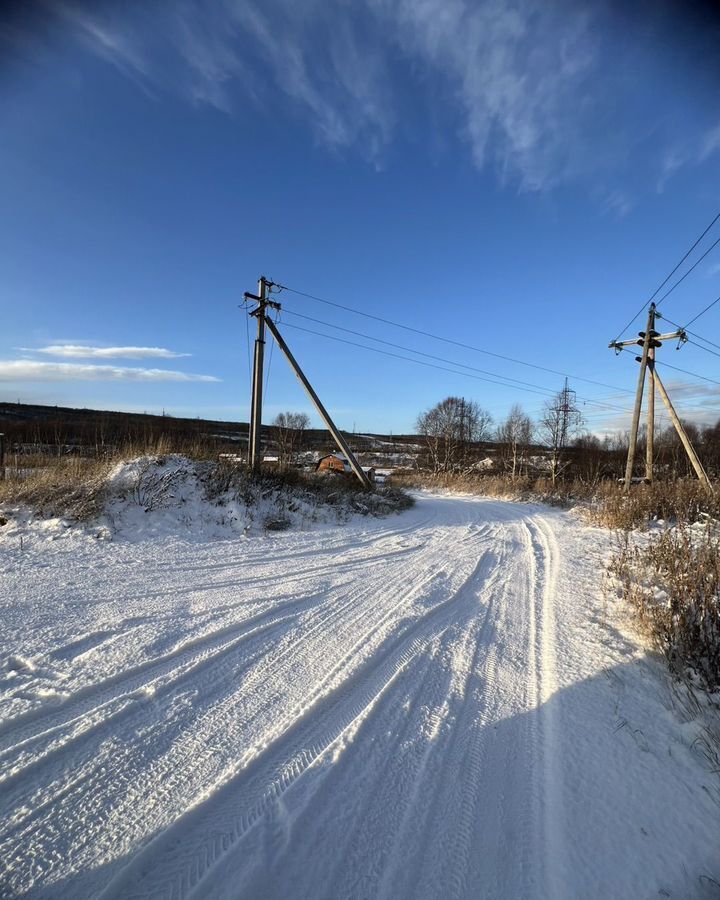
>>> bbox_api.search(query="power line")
[612,209,720,341]
[683,293,720,329]
[281,320,634,416]
[284,308,639,415]
[687,329,720,352]
[264,308,279,395]
[656,312,720,352]
[281,321,561,398]
[242,298,252,382]
[278,283,631,395]
[619,346,720,388]
[655,235,720,310]
[283,309,561,397]
[648,309,720,359]
[687,339,720,362]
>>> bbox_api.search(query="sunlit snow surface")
[0,491,718,899]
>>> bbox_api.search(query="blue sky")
[2,0,720,435]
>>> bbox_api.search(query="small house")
[316,454,376,481]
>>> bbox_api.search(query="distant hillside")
[0,402,422,455]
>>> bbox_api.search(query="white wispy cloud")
[706,262,720,278]
[374,0,601,190]
[48,0,598,183]
[658,120,720,192]
[600,189,634,220]
[25,344,191,359]
[0,361,220,382]
[38,1,720,192]
[53,0,395,164]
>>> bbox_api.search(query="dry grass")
[393,471,720,528]
[0,455,114,520]
[0,435,222,520]
[0,440,414,523]
[587,480,720,530]
[609,525,720,690]
[393,470,598,507]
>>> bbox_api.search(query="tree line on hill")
[414,390,720,483]
[2,396,719,482]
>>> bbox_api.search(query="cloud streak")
[0,361,220,382]
[26,344,191,359]
[31,0,720,192]
[598,378,720,433]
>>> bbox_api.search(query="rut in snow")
[1,494,718,900]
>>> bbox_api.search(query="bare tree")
[495,404,533,479]
[272,411,310,468]
[416,397,493,473]
[572,433,608,483]
[538,380,584,485]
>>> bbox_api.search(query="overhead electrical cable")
[281,321,558,398]
[282,308,634,414]
[283,309,564,397]
[281,320,634,416]
[264,307,279,394]
[654,235,720,310]
[619,346,720,388]
[242,297,252,382]
[612,209,720,341]
[682,293,720,329]
[686,329,720,352]
[655,311,720,353]
[278,283,631,395]
[686,340,720,362]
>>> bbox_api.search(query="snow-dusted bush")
[610,523,720,690]
[0,453,413,540]
[394,470,720,527]
[588,480,720,530]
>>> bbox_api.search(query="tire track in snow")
[318,540,511,900]
[96,546,507,900]
[2,498,564,900]
[2,504,491,897]
[0,596,313,761]
[524,514,564,900]
[407,518,537,900]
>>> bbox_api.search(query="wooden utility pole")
[622,305,655,490]
[652,365,713,491]
[242,277,371,489]
[263,316,372,490]
[246,276,271,472]
[609,306,713,493]
[646,328,656,483]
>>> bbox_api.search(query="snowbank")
[0,455,413,546]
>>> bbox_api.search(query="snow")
[0,456,404,551]
[0,491,718,898]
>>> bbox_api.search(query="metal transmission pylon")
[243,278,372,490]
[609,303,712,493]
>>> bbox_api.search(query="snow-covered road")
[1,493,717,899]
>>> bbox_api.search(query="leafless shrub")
[392,470,596,506]
[0,455,112,520]
[609,524,720,690]
[0,440,414,528]
[588,480,720,529]
[127,459,189,511]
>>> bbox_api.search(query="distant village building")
[316,453,376,481]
